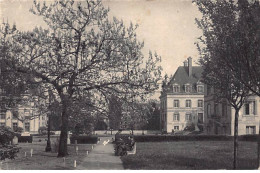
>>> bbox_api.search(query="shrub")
[133,135,234,142]
[38,126,47,135]
[0,126,20,161]
[238,134,259,142]
[0,145,20,161]
[70,135,98,144]
[184,124,195,131]
[0,126,14,145]
[17,135,33,143]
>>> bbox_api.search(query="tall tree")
[194,0,252,169]
[0,0,161,157]
[195,0,260,95]
[108,94,123,130]
[146,100,160,131]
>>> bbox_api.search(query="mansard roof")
[169,66,203,86]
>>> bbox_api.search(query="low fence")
[70,136,98,144]
[93,130,161,135]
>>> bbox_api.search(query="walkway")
[76,136,124,170]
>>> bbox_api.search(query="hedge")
[70,135,98,144]
[17,135,33,143]
[130,134,260,142]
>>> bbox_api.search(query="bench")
[114,134,135,156]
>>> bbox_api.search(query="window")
[12,123,18,131]
[0,114,6,120]
[174,100,179,108]
[173,85,180,93]
[198,113,203,124]
[185,114,192,121]
[222,102,227,117]
[244,101,256,115]
[246,126,256,134]
[207,104,211,117]
[0,108,6,114]
[186,100,191,108]
[253,101,256,115]
[207,85,211,95]
[25,122,30,132]
[198,100,203,108]
[197,85,204,93]
[245,103,250,115]
[0,102,6,109]
[174,126,179,130]
[0,123,5,127]
[173,113,180,121]
[214,103,219,115]
[185,84,192,93]
[24,109,30,114]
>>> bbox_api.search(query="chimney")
[183,60,188,67]
[188,57,192,77]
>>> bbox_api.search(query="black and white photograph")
[0,0,260,170]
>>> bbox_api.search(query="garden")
[0,125,99,170]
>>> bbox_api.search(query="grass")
[0,141,93,170]
[121,141,259,170]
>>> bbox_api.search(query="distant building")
[204,87,260,135]
[160,57,204,133]
[0,89,47,134]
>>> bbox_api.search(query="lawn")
[0,141,93,170]
[121,141,259,170]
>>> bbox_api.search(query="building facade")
[160,57,204,133]
[204,87,260,135]
[0,91,47,134]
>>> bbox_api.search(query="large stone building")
[160,57,204,133]
[0,89,47,134]
[204,87,260,135]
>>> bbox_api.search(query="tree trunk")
[233,109,239,170]
[257,121,260,170]
[57,101,69,157]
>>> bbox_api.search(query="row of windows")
[0,113,47,120]
[173,84,204,93]
[174,99,203,108]
[173,113,192,121]
[173,113,204,122]
[206,100,257,117]
[0,122,30,132]
[206,125,256,135]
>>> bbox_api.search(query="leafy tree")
[194,0,252,169]
[146,101,160,131]
[108,94,123,130]
[95,120,108,130]
[0,0,161,157]
[194,0,260,94]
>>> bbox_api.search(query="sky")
[0,0,203,99]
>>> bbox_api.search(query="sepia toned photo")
[0,0,260,170]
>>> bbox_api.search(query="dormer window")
[173,84,180,93]
[185,84,192,93]
[197,82,204,93]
